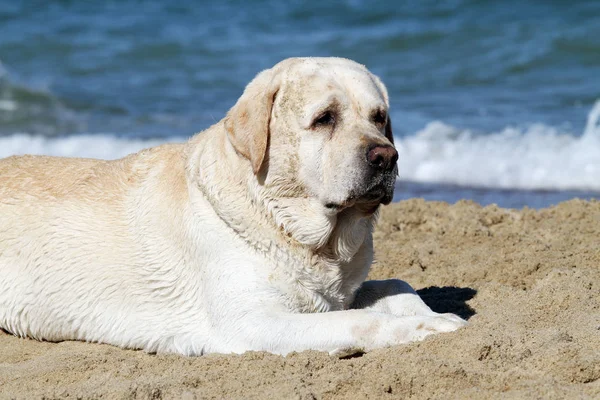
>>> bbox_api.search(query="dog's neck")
[185,124,376,310]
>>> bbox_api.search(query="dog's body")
[0,58,465,356]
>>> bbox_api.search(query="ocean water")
[1,1,599,208]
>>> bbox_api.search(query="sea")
[1,0,599,209]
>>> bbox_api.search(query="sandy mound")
[1,199,599,399]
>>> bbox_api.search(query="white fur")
[0,57,465,356]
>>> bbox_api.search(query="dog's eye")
[372,110,387,126]
[313,111,335,128]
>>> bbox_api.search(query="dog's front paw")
[436,312,468,327]
[408,313,467,342]
[366,313,467,350]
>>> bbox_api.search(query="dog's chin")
[352,200,381,216]
[324,185,393,216]
[354,187,392,215]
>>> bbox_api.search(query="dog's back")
[0,145,190,346]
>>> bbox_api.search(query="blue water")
[1,1,599,208]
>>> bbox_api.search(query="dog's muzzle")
[325,145,398,213]
[361,144,398,205]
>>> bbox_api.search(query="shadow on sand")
[417,286,477,320]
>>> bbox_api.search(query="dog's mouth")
[325,176,395,215]
[360,185,393,205]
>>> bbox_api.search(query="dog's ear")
[384,116,394,145]
[224,68,281,175]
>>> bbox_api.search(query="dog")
[0,57,466,356]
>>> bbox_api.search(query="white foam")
[396,100,600,191]
[0,134,185,160]
[0,100,17,112]
[1,101,599,192]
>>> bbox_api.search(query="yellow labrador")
[0,57,465,356]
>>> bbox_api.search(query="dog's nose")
[366,145,398,171]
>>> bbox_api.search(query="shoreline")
[393,181,600,210]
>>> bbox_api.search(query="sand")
[1,199,599,399]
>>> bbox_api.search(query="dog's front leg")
[218,308,465,356]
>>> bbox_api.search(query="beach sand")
[1,199,599,399]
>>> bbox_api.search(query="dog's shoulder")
[132,143,190,205]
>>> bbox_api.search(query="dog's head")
[225,57,397,219]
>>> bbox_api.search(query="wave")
[1,101,599,192]
[0,64,83,136]
[0,134,185,160]
[396,100,600,192]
